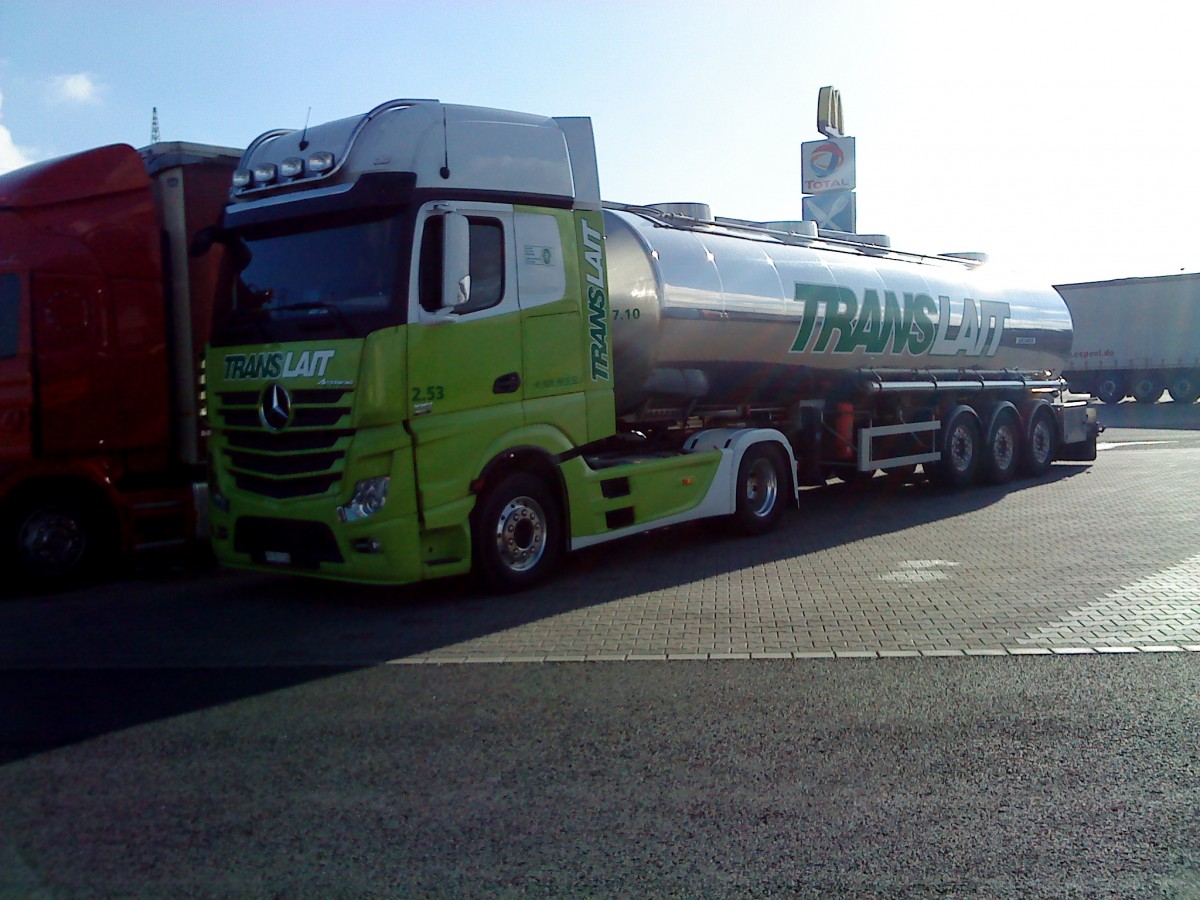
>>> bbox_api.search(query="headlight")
[338,476,390,523]
[279,157,304,179]
[252,163,278,185]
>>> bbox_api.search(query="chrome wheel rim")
[1030,420,1053,466]
[494,495,547,573]
[949,423,975,472]
[19,507,86,572]
[744,457,779,518]
[992,423,1015,472]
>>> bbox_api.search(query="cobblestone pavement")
[392,407,1200,663]
[5,405,1200,669]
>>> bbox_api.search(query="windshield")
[213,210,409,345]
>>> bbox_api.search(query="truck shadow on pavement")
[0,465,1090,765]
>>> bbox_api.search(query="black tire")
[1019,406,1058,478]
[6,494,113,590]
[929,409,981,489]
[1094,375,1126,405]
[732,443,788,535]
[1130,372,1164,404]
[1168,371,1200,405]
[981,409,1021,484]
[473,473,562,592]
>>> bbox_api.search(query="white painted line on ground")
[383,644,1200,665]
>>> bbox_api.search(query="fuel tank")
[603,207,1073,415]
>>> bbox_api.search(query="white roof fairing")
[233,101,579,203]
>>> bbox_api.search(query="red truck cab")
[0,142,239,587]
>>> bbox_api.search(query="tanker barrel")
[601,207,1073,419]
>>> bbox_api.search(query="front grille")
[215,386,354,499]
[233,472,343,499]
[221,406,350,429]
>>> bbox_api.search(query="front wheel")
[732,444,788,535]
[473,473,562,592]
[6,494,113,590]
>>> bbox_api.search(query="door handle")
[493,372,521,394]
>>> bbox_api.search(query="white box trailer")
[1057,272,1200,403]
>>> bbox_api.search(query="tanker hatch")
[648,202,713,221]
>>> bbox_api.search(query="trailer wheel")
[1020,407,1057,478]
[981,409,1020,484]
[473,473,562,592]
[929,409,981,489]
[733,443,787,535]
[1130,372,1164,404]
[1168,371,1200,404]
[6,493,113,589]
[1094,375,1126,405]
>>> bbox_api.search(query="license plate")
[264,550,292,565]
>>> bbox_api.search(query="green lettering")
[907,293,937,355]
[877,291,903,354]
[813,290,857,353]
[844,288,883,353]
[587,285,610,380]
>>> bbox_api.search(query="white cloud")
[49,72,101,104]
[0,90,34,175]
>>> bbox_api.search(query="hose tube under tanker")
[601,208,1073,416]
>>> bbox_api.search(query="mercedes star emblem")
[259,383,293,431]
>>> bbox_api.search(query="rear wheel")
[1130,371,1164,404]
[929,409,981,489]
[473,473,562,592]
[1020,406,1058,478]
[732,444,788,535]
[981,409,1020,484]
[1168,370,1200,404]
[1094,375,1126,404]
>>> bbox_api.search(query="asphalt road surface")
[2,400,1200,896]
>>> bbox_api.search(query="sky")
[2,0,1198,287]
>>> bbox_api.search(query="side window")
[418,216,444,313]
[417,214,505,315]
[461,218,504,314]
[0,274,19,358]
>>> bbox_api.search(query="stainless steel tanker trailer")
[1057,272,1200,403]
[600,202,1097,486]
[205,99,1100,589]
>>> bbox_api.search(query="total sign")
[802,136,855,195]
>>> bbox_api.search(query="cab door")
[406,202,523,514]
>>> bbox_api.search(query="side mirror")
[442,212,471,308]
